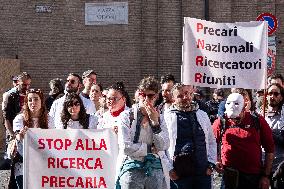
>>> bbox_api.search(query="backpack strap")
[217,117,226,160]
[250,112,260,131]
[133,109,143,144]
[85,114,90,129]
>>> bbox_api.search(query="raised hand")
[143,100,159,126]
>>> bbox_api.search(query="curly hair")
[171,83,185,95]
[22,89,48,129]
[61,93,89,129]
[138,76,159,94]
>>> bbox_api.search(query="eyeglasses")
[67,100,80,107]
[139,92,156,99]
[66,79,76,84]
[106,96,122,102]
[268,92,280,96]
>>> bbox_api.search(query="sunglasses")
[67,100,80,107]
[139,92,156,99]
[268,92,280,96]
[66,79,76,84]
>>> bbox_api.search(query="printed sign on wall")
[85,2,128,25]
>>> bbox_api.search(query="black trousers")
[223,169,261,189]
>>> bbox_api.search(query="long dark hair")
[23,89,48,129]
[61,93,89,129]
[109,81,132,108]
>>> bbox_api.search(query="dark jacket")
[3,90,21,124]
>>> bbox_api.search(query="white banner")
[182,17,268,89]
[24,129,118,189]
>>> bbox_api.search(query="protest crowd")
[0,69,283,189]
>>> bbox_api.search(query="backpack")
[219,112,260,140]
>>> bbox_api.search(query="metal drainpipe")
[205,0,209,21]
[157,0,159,78]
[204,0,210,100]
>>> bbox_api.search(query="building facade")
[0,0,283,94]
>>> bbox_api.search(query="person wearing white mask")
[224,93,245,118]
[213,93,274,189]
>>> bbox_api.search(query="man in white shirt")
[157,74,175,115]
[80,69,97,100]
[49,73,96,128]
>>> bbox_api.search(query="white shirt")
[12,114,53,176]
[79,93,96,114]
[98,105,170,188]
[50,114,98,129]
[49,94,96,128]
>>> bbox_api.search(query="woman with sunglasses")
[61,93,97,129]
[12,89,52,189]
[109,77,169,189]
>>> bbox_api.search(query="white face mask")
[225,93,244,118]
